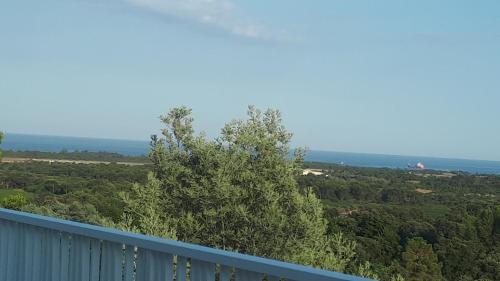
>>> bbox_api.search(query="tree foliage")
[119,173,177,239]
[402,237,443,281]
[0,193,27,210]
[123,106,354,270]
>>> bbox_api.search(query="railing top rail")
[0,208,371,281]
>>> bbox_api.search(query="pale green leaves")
[122,106,358,274]
[119,173,177,240]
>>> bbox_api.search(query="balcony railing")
[0,208,372,281]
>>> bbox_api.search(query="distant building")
[302,169,324,176]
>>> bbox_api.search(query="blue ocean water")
[2,133,149,157]
[305,150,500,175]
[2,133,500,175]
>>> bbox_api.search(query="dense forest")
[1,108,499,281]
[0,160,498,280]
[300,163,500,281]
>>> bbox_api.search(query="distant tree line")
[3,150,150,163]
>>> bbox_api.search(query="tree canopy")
[402,237,443,281]
[121,106,355,271]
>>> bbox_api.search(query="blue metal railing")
[0,208,372,281]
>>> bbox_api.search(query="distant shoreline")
[1,157,147,166]
[2,133,500,175]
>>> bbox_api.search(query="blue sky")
[1,0,499,160]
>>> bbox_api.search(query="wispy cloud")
[125,0,273,40]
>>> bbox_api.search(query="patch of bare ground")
[339,209,359,216]
[1,157,146,166]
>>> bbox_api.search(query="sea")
[3,133,500,175]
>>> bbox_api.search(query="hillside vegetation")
[1,109,499,281]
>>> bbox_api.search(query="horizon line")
[3,131,500,164]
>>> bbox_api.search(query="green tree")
[22,200,112,226]
[119,174,177,239]
[402,237,443,281]
[357,261,380,280]
[0,193,27,210]
[122,106,356,271]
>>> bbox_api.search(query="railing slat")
[176,256,188,281]
[124,245,136,281]
[220,265,233,281]
[89,239,102,281]
[101,241,124,281]
[0,220,12,281]
[0,220,7,281]
[22,224,33,281]
[39,229,49,281]
[136,248,174,281]
[164,252,174,281]
[136,249,153,281]
[49,231,62,281]
[61,233,71,281]
[40,229,55,281]
[16,223,25,280]
[8,222,20,281]
[235,269,264,281]
[191,259,215,281]
[30,226,43,281]
[69,235,91,281]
